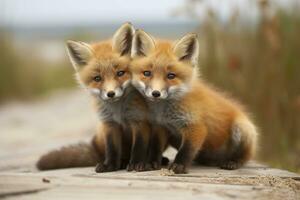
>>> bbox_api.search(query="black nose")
[107,91,115,98]
[152,90,161,98]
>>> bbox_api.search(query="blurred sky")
[0,0,298,27]
[0,0,189,26]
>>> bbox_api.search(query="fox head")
[66,23,134,102]
[130,30,199,101]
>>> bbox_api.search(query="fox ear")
[173,33,199,66]
[112,22,135,56]
[66,40,93,71]
[131,29,155,58]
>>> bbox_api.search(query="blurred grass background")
[190,0,300,172]
[0,32,75,101]
[0,0,299,172]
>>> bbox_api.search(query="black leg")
[95,122,122,173]
[127,133,148,171]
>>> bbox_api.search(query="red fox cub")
[130,29,258,174]
[37,23,163,172]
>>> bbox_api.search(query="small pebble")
[42,178,50,183]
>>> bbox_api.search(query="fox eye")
[117,70,125,77]
[167,72,176,79]
[143,71,151,77]
[93,75,101,82]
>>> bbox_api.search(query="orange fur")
[130,30,258,173]
[69,24,155,172]
[37,24,170,172]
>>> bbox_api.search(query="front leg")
[127,121,150,172]
[95,121,122,173]
[169,124,207,174]
[147,125,169,170]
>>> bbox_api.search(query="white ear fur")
[173,33,199,66]
[131,29,155,58]
[66,40,93,71]
[112,22,135,56]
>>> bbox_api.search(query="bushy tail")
[36,142,101,170]
[194,114,258,169]
[232,114,258,163]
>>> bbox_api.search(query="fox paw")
[95,162,119,173]
[220,161,241,170]
[161,156,170,166]
[168,163,187,174]
[120,160,129,169]
[146,156,169,171]
[151,161,162,170]
[127,162,147,172]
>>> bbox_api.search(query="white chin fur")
[168,84,189,98]
[145,87,153,98]
[101,87,124,101]
[132,80,146,93]
[88,88,107,100]
[160,90,168,99]
[145,87,168,100]
[101,93,110,101]
[126,80,188,100]
[88,87,124,101]
[88,88,101,96]
[114,87,124,98]
[122,80,131,89]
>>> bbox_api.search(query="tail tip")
[36,156,50,170]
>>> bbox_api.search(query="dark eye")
[167,72,176,79]
[93,75,101,82]
[117,70,125,77]
[143,71,151,77]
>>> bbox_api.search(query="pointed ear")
[131,29,155,58]
[173,33,199,66]
[66,40,93,71]
[112,22,135,56]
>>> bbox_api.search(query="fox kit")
[37,23,160,172]
[130,30,258,174]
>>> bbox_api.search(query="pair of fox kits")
[37,23,257,174]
